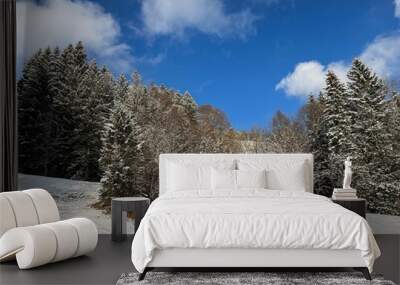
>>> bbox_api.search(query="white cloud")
[140,0,257,39]
[276,32,400,97]
[17,0,134,73]
[359,33,400,78]
[395,0,400,18]
[275,61,326,96]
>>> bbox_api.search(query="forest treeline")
[18,42,400,214]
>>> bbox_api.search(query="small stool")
[111,197,150,242]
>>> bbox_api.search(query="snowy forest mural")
[16,0,400,226]
[18,42,400,215]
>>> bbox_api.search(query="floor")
[0,235,133,285]
[1,235,399,285]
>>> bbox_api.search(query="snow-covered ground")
[18,174,400,235]
[18,174,111,234]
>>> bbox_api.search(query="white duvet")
[131,190,380,273]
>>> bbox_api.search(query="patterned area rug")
[116,272,396,285]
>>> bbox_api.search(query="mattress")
[131,190,380,273]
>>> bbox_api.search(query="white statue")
[343,157,352,189]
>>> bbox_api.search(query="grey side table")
[111,197,150,242]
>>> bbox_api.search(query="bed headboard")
[159,153,313,196]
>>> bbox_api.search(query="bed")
[131,154,380,280]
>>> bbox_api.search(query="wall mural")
[16,0,400,233]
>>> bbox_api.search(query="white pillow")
[167,162,211,191]
[266,162,306,191]
[236,169,267,189]
[211,168,236,190]
[238,159,307,191]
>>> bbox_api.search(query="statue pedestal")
[332,188,358,200]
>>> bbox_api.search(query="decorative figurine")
[343,157,352,189]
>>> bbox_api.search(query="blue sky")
[17,0,400,130]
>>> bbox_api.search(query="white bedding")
[131,190,380,273]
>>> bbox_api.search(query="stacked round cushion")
[0,189,97,269]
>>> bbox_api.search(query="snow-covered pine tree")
[129,72,151,119]
[131,82,162,200]
[321,70,352,188]
[305,94,333,196]
[370,88,400,215]
[386,92,400,166]
[19,42,116,181]
[51,44,78,176]
[99,98,145,208]
[346,59,398,214]
[115,74,130,100]
[52,42,90,178]
[73,41,87,66]
[346,59,387,166]
[68,63,114,181]
[18,48,56,176]
[323,71,350,156]
[47,46,65,175]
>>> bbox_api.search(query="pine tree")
[323,71,350,156]
[114,74,130,100]
[305,95,333,196]
[321,71,352,189]
[18,42,113,181]
[52,42,90,178]
[386,93,400,165]
[68,63,114,181]
[346,59,397,214]
[346,59,389,166]
[18,48,56,176]
[99,98,145,208]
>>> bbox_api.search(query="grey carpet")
[116,272,396,285]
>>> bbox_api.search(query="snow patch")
[18,174,111,234]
